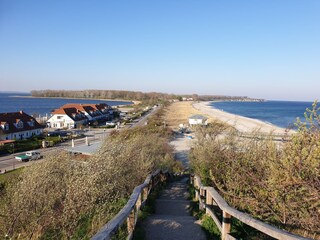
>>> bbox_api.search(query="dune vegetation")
[0,106,181,239]
[190,102,320,239]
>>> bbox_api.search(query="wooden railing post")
[127,209,135,235]
[222,211,231,240]
[206,190,214,205]
[143,186,148,201]
[137,193,142,209]
[195,189,199,201]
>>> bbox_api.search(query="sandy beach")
[193,101,294,135]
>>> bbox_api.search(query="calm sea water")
[0,92,132,116]
[210,101,315,128]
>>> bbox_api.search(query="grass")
[188,183,220,239]
[163,101,201,130]
[0,168,24,184]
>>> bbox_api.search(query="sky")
[0,1,319,101]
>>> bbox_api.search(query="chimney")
[20,110,23,114]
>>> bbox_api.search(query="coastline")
[193,101,295,135]
[11,95,139,106]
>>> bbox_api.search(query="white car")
[106,122,116,126]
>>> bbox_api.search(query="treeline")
[31,89,177,102]
[0,107,182,239]
[30,89,260,102]
[190,103,320,239]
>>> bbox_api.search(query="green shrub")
[190,102,320,239]
[0,105,179,239]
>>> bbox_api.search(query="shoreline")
[11,95,140,106]
[193,101,295,135]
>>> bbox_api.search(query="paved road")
[0,130,111,173]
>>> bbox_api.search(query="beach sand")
[193,101,294,135]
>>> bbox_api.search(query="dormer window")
[16,120,24,129]
[1,123,9,131]
[28,120,35,127]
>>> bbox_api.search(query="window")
[1,123,9,131]
[16,121,24,128]
[28,120,34,127]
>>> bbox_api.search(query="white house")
[0,111,43,140]
[47,107,87,129]
[188,114,208,126]
[47,103,112,129]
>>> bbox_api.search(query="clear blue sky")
[1,1,319,101]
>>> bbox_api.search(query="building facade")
[189,114,208,126]
[47,103,112,129]
[0,111,43,140]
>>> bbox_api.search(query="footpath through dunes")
[143,135,206,240]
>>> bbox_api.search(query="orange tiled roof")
[53,103,110,118]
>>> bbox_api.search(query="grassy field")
[0,168,24,184]
[163,101,217,130]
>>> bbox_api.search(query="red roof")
[0,111,43,134]
[51,107,87,121]
[52,103,110,119]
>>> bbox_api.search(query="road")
[0,129,112,173]
[0,106,159,173]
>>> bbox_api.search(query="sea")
[0,92,133,117]
[210,100,316,129]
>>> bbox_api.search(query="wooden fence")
[191,175,311,240]
[92,170,169,240]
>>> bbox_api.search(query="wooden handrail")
[92,170,168,240]
[192,175,311,240]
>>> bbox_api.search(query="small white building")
[0,111,43,140]
[188,114,208,126]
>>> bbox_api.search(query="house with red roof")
[47,103,112,129]
[0,111,44,140]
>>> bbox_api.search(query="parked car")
[105,121,116,126]
[15,151,42,162]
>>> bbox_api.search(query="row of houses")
[0,104,207,142]
[0,103,114,141]
[47,103,113,129]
